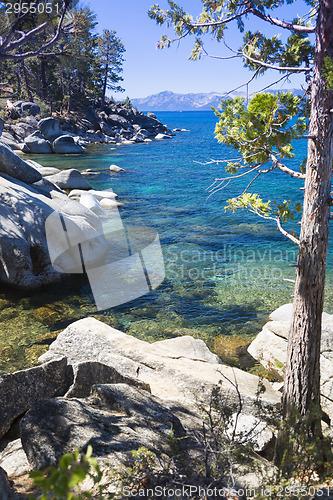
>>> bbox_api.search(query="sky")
[81,0,314,99]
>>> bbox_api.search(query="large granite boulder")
[24,132,52,154]
[52,135,85,154]
[0,171,106,288]
[20,383,186,469]
[0,143,42,184]
[11,122,35,140]
[0,357,68,439]
[106,114,131,129]
[38,117,63,141]
[99,121,115,137]
[248,304,333,420]
[45,169,91,190]
[39,317,281,413]
[0,131,21,150]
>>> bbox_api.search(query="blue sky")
[82,0,313,99]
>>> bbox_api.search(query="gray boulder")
[24,132,52,154]
[0,439,30,477]
[155,133,172,140]
[26,159,60,176]
[0,357,68,439]
[20,383,186,469]
[0,173,106,288]
[106,114,131,129]
[11,122,35,139]
[248,304,333,420]
[38,117,63,140]
[0,131,21,150]
[65,361,150,398]
[46,169,91,190]
[99,121,115,137]
[0,143,42,184]
[0,467,12,500]
[22,116,39,128]
[39,318,281,413]
[0,117,4,135]
[52,135,85,154]
[21,101,40,116]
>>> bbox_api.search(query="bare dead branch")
[276,217,300,245]
[270,154,306,179]
[243,51,312,73]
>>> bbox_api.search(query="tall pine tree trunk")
[102,62,109,103]
[282,0,333,437]
[20,60,33,102]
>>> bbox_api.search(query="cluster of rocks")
[248,303,333,423]
[0,317,281,497]
[1,100,175,154]
[0,141,120,289]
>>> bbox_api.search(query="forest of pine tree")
[0,2,125,113]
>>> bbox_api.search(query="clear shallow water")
[1,111,333,375]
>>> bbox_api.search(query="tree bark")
[282,0,333,438]
[102,61,109,103]
[20,60,33,102]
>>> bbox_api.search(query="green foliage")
[29,445,111,500]
[225,193,271,216]
[0,5,125,111]
[123,96,132,108]
[97,29,125,100]
[242,31,313,74]
[149,0,314,70]
[225,193,302,225]
[323,57,333,91]
[215,92,307,166]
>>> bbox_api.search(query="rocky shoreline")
[0,315,279,498]
[0,306,333,498]
[1,100,175,154]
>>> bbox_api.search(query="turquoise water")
[1,111,333,374]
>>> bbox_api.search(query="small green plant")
[112,446,158,493]
[123,96,132,108]
[29,445,112,499]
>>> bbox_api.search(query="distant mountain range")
[132,89,304,112]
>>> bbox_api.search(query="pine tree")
[97,29,125,102]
